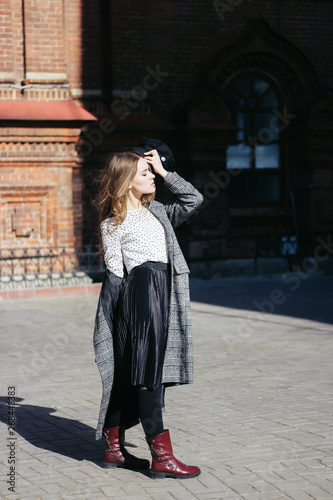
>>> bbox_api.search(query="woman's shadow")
[0,396,150,476]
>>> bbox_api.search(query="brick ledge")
[0,101,97,122]
[0,282,102,300]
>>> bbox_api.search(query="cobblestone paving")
[1,276,333,499]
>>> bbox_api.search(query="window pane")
[280,236,298,256]
[254,113,279,141]
[256,175,280,202]
[254,77,270,97]
[234,76,252,97]
[233,112,251,141]
[227,144,251,169]
[260,90,279,107]
[255,144,279,169]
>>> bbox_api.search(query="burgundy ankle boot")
[103,426,150,469]
[146,429,201,479]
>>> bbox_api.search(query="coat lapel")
[149,202,174,264]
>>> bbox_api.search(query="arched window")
[224,72,285,206]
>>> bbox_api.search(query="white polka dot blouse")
[101,206,169,278]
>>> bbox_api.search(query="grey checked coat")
[93,172,203,439]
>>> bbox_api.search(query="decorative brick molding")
[0,141,78,162]
[0,126,83,163]
[0,186,56,248]
[0,101,97,256]
[0,89,22,100]
[23,88,72,101]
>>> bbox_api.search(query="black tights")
[104,385,164,439]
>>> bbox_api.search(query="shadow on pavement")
[190,274,333,326]
[0,397,150,477]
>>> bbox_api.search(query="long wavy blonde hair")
[95,151,155,253]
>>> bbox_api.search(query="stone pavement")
[0,274,333,500]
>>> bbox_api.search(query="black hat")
[129,137,175,170]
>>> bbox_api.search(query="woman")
[93,138,203,479]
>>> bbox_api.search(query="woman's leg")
[140,385,201,479]
[103,385,150,470]
[138,386,164,439]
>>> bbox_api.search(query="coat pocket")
[173,259,190,274]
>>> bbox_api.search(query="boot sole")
[103,462,118,469]
[151,470,201,479]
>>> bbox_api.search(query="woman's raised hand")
[144,150,168,179]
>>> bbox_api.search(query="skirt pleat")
[113,261,170,389]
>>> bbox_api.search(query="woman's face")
[130,158,156,196]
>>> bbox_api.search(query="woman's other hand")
[144,150,168,179]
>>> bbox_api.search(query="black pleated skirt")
[113,261,170,389]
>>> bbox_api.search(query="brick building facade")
[0,0,332,282]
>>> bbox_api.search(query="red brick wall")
[11,0,25,83]
[63,0,82,95]
[2,1,329,111]
[80,0,103,93]
[24,0,67,80]
[2,1,330,108]
[0,1,14,77]
[105,0,332,118]
[0,0,332,264]
[0,2,95,257]
[0,0,25,82]
[0,164,74,248]
[0,126,83,249]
